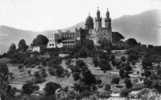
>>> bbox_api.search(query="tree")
[126,38,137,47]
[124,78,132,89]
[32,34,49,46]
[8,43,16,53]
[48,56,62,67]
[142,55,152,70]
[112,32,124,42]
[93,57,99,67]
[127,48,140,63]
[144,79,152,88]
[34,71,45,83]
[73,72,80,81]
[44,82,61,96]
[154,81,161,93]
[105,84,111,91]
[121,56,126,62]
[111,77,120,84]
[22,82,39,95]
[0,63,9,100]
[0,63,9,81]
[81,70,97,86]
[120,89,129,97]
[18,39,28,51]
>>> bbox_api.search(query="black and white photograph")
[0,0,161,100]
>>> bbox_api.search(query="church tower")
[85,14,94,30]
[105,8,112,42]
[105,8,111,30]
[95,8,102,31]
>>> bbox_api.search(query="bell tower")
[105,8,112,42]
[95,7,102,31]
[105,8,111,30]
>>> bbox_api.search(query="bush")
[44,82,61,95]
[34,71,46,84]
[105,84,111,91]
[111,77,120,84]
[22,82,39,95]
[48,67,56,76]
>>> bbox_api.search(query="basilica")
[86,8,112,45]
[47,8,112,49]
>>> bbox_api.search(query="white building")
[46,32,57,48]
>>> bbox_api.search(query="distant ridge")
[0,25,37,53]
[112,9,161,45]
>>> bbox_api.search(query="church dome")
[85,15,94,30]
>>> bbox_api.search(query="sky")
[0,0,161,31]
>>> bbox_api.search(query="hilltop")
[0,9,160,54]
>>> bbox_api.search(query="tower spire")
[106,8,110,18]
[95,6,102,31]
[96,6,101,18]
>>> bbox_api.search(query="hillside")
[0,26,37,53]
[112,9,161,45]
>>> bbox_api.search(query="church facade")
[86,8,112,45]
[47,8,112,49]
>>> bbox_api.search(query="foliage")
[24,54,40,66]
[32,34,49,46]
[111,77,120,84]
[93,57,99,67]
[104,84,111,91]
[142,55,152,70]
[73,39,95,58]
[71,60,97,93]
[126,38,138,47]
[0,63,9,81]
[112,32,124,42]
[18,39,28,52]
[34,71,46,84]
[81,70,97,86]
[22,82,39,95]
[47,56,62,67]
[8,43,16,54]
[0,64,12,100]
[120,89,130,97]
[44,82,61,96]
[154,81,161,93]
[144,79,153,88]
[124,78,132,89]
[127,47,140,63]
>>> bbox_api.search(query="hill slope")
[112,10,160,45]
[0,26,37,53]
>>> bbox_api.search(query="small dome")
[85,15,94,29]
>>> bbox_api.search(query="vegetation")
[22,82,39,95]
[31,34,49,46]
[2,19,161,100]
[44,82,61,96]
[18,39,28,52]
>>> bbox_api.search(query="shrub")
[44,82,61,95]
[22,82,39,95]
